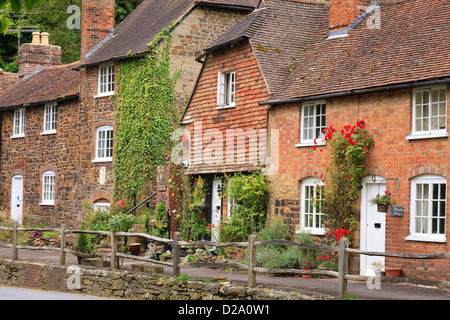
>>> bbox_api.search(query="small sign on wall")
[390,205,404,217]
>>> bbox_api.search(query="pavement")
[1,243,450,300]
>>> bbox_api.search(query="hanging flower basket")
[376,203,390,213]
[371,191,394,213]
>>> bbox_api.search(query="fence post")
[172,232,180,278]
[12,220,18,261]
[60,224,66,265]
[248,234,256,288]
[110,229,119,270]
[338,237,349,298]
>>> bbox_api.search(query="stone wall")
[0,99,86,228]
[0,259,315,300]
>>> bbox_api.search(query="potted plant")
[301,255,315,278]
[370,190,394,212]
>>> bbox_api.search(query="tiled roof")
[266,0,450,102]
[81,0,259,67]
[0,62,80,108]
[202,0,329,95]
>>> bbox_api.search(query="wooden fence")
[1,221,449,298]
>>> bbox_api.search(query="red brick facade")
[270,86,450,280]
[328,0,372,31]
[81,0,115,60]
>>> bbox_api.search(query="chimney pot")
[40,32,49,45]
[32,31,40,44]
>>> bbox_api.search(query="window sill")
[406,132,449,140]
[39,202,55,206]
[94,92,115,99]
[11,134,25,139]
[40,131,57,136]
[216,104,236,110]
[295,141,326,148]
[92,158,113,163]
[297,229,325,236]
[405,235,447,243]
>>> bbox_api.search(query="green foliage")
[114,22,180,205]
[107,213,136,232]
[219,172,269,242]
[76,223,94,254]
[318,120,374,233]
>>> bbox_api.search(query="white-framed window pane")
[217,71,236,107]
[44,103,57,132]
[411,176,446,238]
[94,202,111,212]
[301,178,324,234]
[42,172,55,204]
[96,126,114,161]
[13,108,25,136]
[98,64,115,95]
[413,86,447,134]
[301,101,326,142]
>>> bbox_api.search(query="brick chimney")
[18,32,62,78]
[329,0,373,32]
[81,0,115,61]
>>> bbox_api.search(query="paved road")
[0,285,113,300]
[1,244,450,300]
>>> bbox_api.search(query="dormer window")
[97,63,115,97]
[217,71,236,108]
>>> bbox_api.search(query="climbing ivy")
[114,22,180,204]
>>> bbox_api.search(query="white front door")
[211,178,222,242]
[360,176,386,276]
[11,175,24,224]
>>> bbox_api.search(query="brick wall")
[184,40,270,174]
[81,0,115,60]
[329,0,373,31]
[269,85,450,280]
[19,43,61,78]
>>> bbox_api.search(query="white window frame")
[408,85,448,140]
[12,108,25,138]
[94,202,111,212]
[297,100,326,147]
[406,174,447,243]
[217,71,236,109]
[40,171,55,206]
[300,177,325,235]
[94,126,114,162]
[96,63,115,97]
[42,102,57,135]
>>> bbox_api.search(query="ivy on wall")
[114,23,180,204]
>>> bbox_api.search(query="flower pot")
[385,267,402,277]
[129,243,141,255]
[377,203,389,212]
[301,267,313,278]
